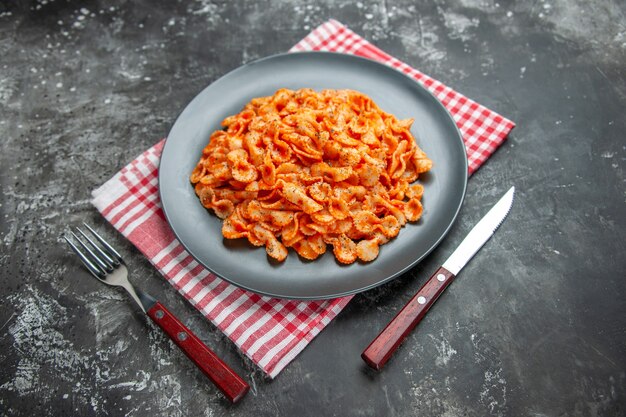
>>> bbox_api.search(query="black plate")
[159,51,467,300]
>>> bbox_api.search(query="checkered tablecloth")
[91,19,515,378]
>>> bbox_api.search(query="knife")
[362,186,515,370]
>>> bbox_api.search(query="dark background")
[1,0,624,416]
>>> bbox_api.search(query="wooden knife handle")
[361,266,456,370]
[147,302,250,403]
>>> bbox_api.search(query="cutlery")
[64,223,250,403]
[362,186,515,370]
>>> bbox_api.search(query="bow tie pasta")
[190,89,432,264]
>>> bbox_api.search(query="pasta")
[190,88,432,264]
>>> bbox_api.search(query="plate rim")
[159,51,468,299]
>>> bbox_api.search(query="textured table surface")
[1,1,624,416]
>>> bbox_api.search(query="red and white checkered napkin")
[91,20,515,378]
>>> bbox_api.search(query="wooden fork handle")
[361,267,456,370]
[147,302,250,403]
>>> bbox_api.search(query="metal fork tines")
[63,223,155,313]
[63,223,250,403]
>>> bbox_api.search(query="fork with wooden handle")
[64,223,250,403]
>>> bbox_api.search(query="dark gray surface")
[160,51,467,299]
[1,1,624,416]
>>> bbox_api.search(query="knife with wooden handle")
[362,186,515,370]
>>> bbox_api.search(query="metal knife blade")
[442,186,515,275]
[362,186,515,370]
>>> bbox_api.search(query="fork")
[64,223,250,403]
